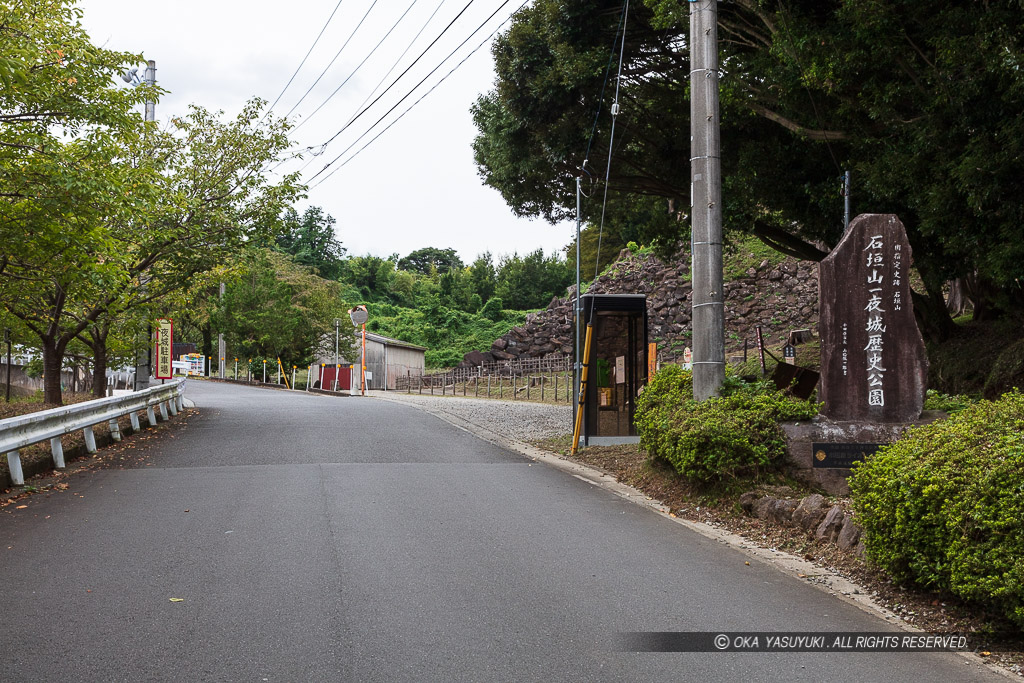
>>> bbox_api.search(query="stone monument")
[818,214,928,422]
[781,215,933,494]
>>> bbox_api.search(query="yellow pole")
[277,357,291,390]
[571,323,594,455]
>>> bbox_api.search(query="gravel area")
[368,391,573,442]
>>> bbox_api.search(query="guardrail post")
[158,401,169,421]
[83,426,97,454]
[7,450,24,485]
[130,410,141,432]
[168,399,178,417]
[49,437,65,468]
[146,406,157,427]
[108,418,122,442]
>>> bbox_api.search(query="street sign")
[154,318,173,379]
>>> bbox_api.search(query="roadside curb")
[368,392,1015,680]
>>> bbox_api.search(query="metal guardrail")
[1,378,187,486]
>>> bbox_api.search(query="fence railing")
[1,378,187,486]
[394,355,574,403]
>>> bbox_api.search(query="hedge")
[849,390,1024,629]
[635,365,819,482]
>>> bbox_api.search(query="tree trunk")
[911,272,956,344]
[91,344,108,398]
[41,336,66,405]
[945,278,968,318]
[86,323,111,398]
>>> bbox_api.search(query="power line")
[309,1,527,189]
[284,0,382,119]
[281,0,452,178]
[264,0,347,118]
[307,0,515,184]
[291,0,420,134]
[308,0,480,164]
[594,0,630,279]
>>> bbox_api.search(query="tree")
[0,0,162,402]
[495,248,573,310]
[397,247,464,275]
[211,248,355,365]
[275,206,346,280]
[468,252,497,303]
[342,255,396,302]
[473,0,1024,339]
[1,89,302,402]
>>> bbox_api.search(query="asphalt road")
[0,381,1001,682]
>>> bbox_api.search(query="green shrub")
[849,390,1024,628]
[922,389,975,414]
[636,365,818,482]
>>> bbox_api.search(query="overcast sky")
[79,0,570,264]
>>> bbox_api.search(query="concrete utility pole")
[574,175,582,418]
[218,281,226,378]
[689,1,725,401]
[135,60,157,391]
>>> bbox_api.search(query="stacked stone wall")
[458,248,820,367]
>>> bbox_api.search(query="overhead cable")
[263,0,347,118]
[309,1,528,189]
[309,0,480,162]
[291,0,420,133]
[284,0,382,119]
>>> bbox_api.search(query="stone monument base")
[780,412,944,495]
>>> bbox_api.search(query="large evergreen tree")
[473,0,1024,339]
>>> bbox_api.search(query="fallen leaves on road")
[169,598,184,603]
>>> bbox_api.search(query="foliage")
[636,364,819,482]
[397,247,464,275]
[849,391,1024,628]
[275,206,346,280]
[922,389,975,415]
[495,248,573,310]
[479,297,504,323]
[723,234,788,281]
[360,301,527,370]
[926,317,1024,398]
[211,249,356,367]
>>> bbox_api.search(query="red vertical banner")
[155,318,173,379]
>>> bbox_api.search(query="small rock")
[791,494,828,531]
[837,514,862,550]
[769,499,798,525]
[752,496,776,520]
[815,505,846,543]
[739,491,759,515]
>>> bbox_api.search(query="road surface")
[0,381,1001,681]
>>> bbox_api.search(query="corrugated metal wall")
[361,340,425,390]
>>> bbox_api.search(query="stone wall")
[460,248,820,368]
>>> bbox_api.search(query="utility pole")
[574,175,582,418]
[135,59,156,391]
[218,281,226,378]
[690,0,725,401]
[334,318,340,367]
